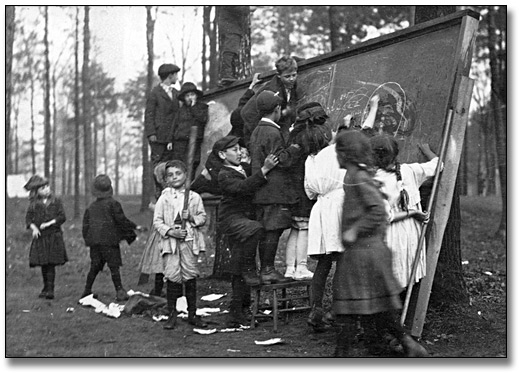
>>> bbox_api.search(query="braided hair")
[370,134,409,212]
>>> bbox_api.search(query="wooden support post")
[410,75,474,337]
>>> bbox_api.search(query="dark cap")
[213,136,240,153]
[23,175,48,191]
[92,174,113,198]
[158,63,180,76]
[256,90,283,114]
[296,102,329,123]
[177,82,203,101]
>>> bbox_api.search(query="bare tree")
[6,6,15,176]
[74,7,81,218]
[43,6,52,180]
[82,6,93,205]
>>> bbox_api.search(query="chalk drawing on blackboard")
[361,82,418,139]
[297,66,334,108]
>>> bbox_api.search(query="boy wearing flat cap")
[249,90,302,285]
[145,63,181,199]
[216,135,279,327]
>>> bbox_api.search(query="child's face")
[165,166,187,189]
[37,185,51,197]
[184,92,198,106]
[278,67,297,89]
[219,144,242,167]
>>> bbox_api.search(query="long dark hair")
[370,134,409,211]
[289,102,332,156]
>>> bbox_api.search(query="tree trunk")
[30,77,36,175]
[237,11,251,79]
[43,6,51,180]
[5,6,15,176]
[51,74,58,192]
[328,6,342,52]
[82,6,93,205]
[201,6,210,90]
[142,6,155,211]
[74,7,81,218]
[102,112,108,174]
[487,6,507,241]
[414,5,468,306]
[209,8,218,88]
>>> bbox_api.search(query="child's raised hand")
[263,154,279,170]
[249,73,262,89]
[343,113,353,127]
[369,95,380,108]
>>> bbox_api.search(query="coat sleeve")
[218,169,267,196]
[350,171,387,237]
[25,204,35,229]
[111,200,137,244]
[188,192,206,228]
[153,196,172,238]
[304,158,318,200]
[144,89,157,138]
[53,198,66,227]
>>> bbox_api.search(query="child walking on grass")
[153,160,208,329]
[24,175,68,300]
[81,174,140,302]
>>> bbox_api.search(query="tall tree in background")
[487,6,506,241]
[6,6,15,176]
[73,7,81,218]
[43,6,52,179]
[202,6,219,88]
[82,6,93,204]
[142,6,156,211]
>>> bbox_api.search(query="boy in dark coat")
[145,63,181,198]
[241,55,303,147]
[81,175,140,302]
[216,135,279,326]
[249,91,302,284]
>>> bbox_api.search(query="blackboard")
[200,9,479,337]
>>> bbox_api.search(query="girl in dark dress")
[333,130,428,357]
[24,175,68,300]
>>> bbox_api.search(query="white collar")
[260,118,280,129]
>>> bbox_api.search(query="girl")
[24,175,68,299]
[333,130,428,357]
[370,134,439,322]
[285,102,332,281]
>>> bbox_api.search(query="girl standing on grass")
[24,175,68,300]
[333,130,428,357]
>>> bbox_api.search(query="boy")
[153,160,207,329]
[145,63,181,199]
[81,175,140,302]
[241,55,302,147]
[215,135,279,326]
[249,90,301,284]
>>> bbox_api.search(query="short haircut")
[165,159,188,174]
[275,56,297,74]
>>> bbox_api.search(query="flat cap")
[158,63,180,76]
[213,135,240,153]
[256,90,283,114]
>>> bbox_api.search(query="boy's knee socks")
[108,266,123,290]
[166,280,183,313]
[185,278,198,315]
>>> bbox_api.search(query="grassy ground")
[3,195,506,358]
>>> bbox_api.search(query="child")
[241,55,303,147]
[249,90,301,284]
[138,162,169,296]
[145,63,181,199]
[24,175,68,300]
[284,102,332,281]
[215,135,279,327]
[370,134,439,324]
[153,160,207,329]
[172,82,209,177]
[81,175,139,302]
[333,130,428,357]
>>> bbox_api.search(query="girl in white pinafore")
[370,134,440,292]
[304,141,346,330]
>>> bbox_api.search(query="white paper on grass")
[255,338,284,345]
[200,294,226,301]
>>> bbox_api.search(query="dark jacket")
[249,120,301,205]
[227,88,255,142]
[82,197,137,247]
[144,85,180,143]
[171,101,209,143]
[241,75,302,147]
[217,164,266,222]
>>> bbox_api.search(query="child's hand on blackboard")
[343,114,353,127]
[369,95,380,108]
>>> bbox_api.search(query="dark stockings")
[259,229,284,269]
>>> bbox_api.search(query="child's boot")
[164,280,183,330]
[116,288,129,302]
[227,275,248,328]
[185,279,207,327]
[241,231,261,286]
[260,266,293,285]
[401,334,429,357]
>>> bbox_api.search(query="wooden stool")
[250,280,312,332]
